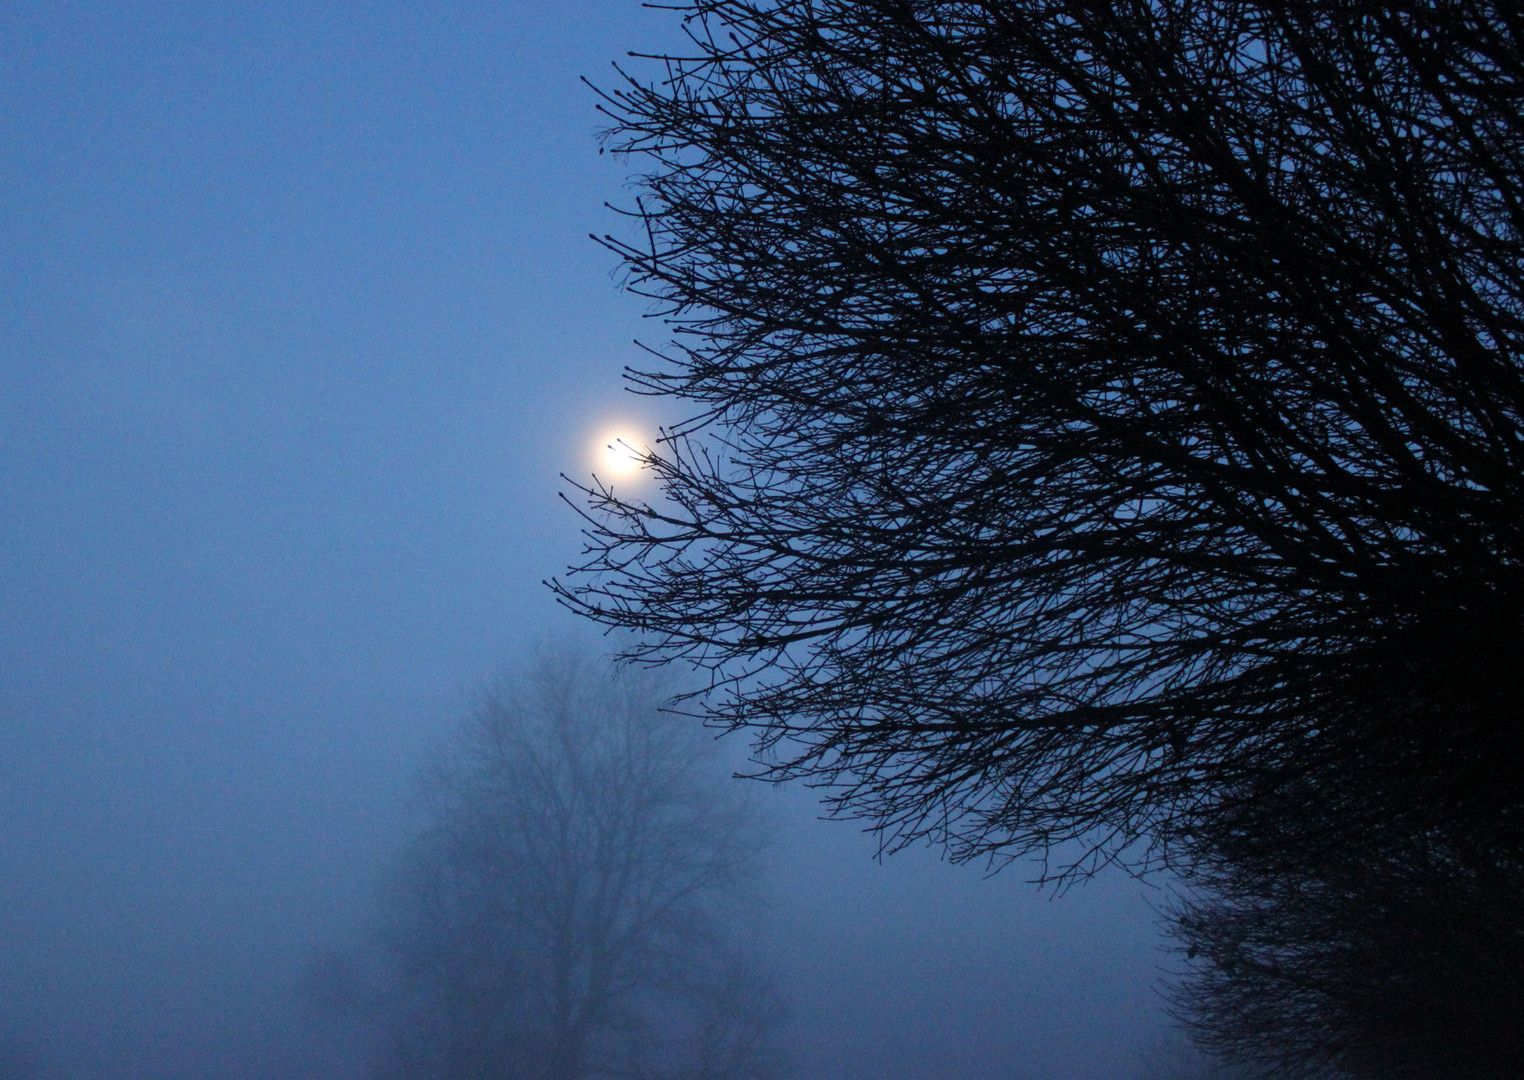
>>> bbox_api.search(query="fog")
[2,4,1177,1077]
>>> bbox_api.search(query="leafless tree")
[554,0,1524,878]
[363,649,787,1080]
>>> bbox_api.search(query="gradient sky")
[1,4,1176,1078]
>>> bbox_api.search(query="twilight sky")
[1,4,1177,1078]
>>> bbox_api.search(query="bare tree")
[554,0,1524,877]
[361,649,787,1080]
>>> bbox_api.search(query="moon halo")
[593,428,651,481]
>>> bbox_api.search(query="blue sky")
[0,4,1172,1077]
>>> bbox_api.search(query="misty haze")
[4,4,1519,1080]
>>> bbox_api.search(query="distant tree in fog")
[363,649,786,1080]
[555,0,1524,882]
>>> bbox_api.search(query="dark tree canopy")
[1167,745,1524,1080]
[556,0,1524,874]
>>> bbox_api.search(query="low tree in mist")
[334,649,787,1080]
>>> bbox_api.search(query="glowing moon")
[594,429,648,479]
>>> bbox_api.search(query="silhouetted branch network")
[554,0,1524,877]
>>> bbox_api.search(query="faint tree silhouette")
[555,0,1524,879]
[357,649,787,1080]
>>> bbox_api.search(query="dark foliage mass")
[326,652,786,1080]
[556,0,1524,876]
[1168,745,1524,1080]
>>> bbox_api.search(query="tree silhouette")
[357,650,786,1080]
[556,0,1524,876]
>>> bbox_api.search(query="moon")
[594,429,649,480]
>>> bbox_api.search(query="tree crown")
[556,0,1524,879]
